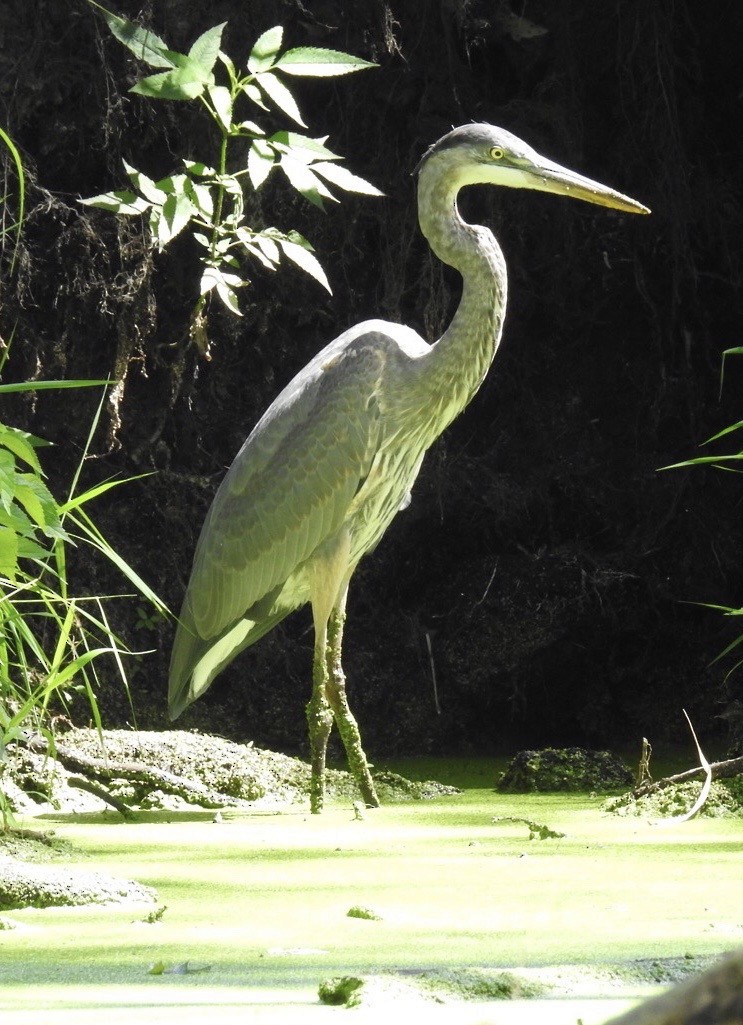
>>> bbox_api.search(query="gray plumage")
[169,123,648,812]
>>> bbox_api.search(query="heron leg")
[306,626,333,814]
[325,598,380,809]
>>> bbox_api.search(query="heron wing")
[191,337,387,637]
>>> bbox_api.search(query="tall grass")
[0,379,167,829]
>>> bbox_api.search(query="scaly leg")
[306,626,333,814]
[325,597,380,809]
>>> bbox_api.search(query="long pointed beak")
[528,157,650,215]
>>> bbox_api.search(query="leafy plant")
[82,4,381,351]
[0,126,25,274]
[661,346,743,676]
[0,377,166,830]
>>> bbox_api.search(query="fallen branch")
[68,776,136,820]
[26,736,255,811]
[633,754,743,798]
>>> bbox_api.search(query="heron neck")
[416,170,507,431]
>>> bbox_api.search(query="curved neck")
[415,165,508,431]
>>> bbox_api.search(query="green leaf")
[218,52,237,81]
[200,266,241,293]
[188,23,226,74]
[269,131,340,163]
[236,229,279,270]
[0,503,35,538]
[183,179,214,218]
[80,190,152,216]
[280,156,336,208]
[720,346,743,397]
[242,245,277,271]
[155,192,197,248]
[89,2,173,68]
[124,162,168,205]
[234,120,265,137]
[0,426,43,475]
[279,238,331,293]
[200,267,243,316]
[130,55,213,101]
[58,474,148,515]
[13,474,60,533]
[208,85,233,130]
[312,161,384,196]
[69,506,168,614]
[702,420,743,446]
[255,235,280,264]
[247,26,283,73]
[0,525,18,579]
[16,534,52,561]
[240,81,269,111]
[247,140,276,190]
[660,454,743,470]
[275,47,376,77]
[0,377,111,391]
[255,72,305,126]
[0,126,25,274]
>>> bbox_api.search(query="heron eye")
[490,147,505,160]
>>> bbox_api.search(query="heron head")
[416,123,649,215]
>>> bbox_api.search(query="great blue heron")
[169,123,649,812]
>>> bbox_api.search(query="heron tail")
[168,589,287,720]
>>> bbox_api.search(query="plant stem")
[208,131,230,267]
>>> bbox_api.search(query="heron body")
[169,124,648,812]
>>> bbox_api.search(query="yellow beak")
[527,156,650,215]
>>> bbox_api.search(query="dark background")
[2,0,742,759]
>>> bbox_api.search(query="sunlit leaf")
[280,156,335,208]
[234,120,265,136]
[188,22,225,73]
[13,474,59,532]
[80,190,151,215]
[0,525,18,579]
[124,162,167,205]
[247,139,275,190]
[0,126,25,274]
[0,426,43,475]
[269,131,340,163]
[183,179,214,218]
[312,161,384,196]
[255,72,305,126]
[279,238,331,293]
[208,85,233,130]
[275,47,376,77]
[0,380,111,394]
[240,81,269,111]
[218,51,236,79]
[88,2,173,68]
[255,235,280,264]
[131,52,214,101]
[247,26,283,73]
[200,267,244,316]
[156,192,197,248]
[183,160,217,177]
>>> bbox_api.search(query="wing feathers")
[184,336,387,641]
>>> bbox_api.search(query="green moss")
[418,968,548,1000]
[346,904,381,920]
[499,748,633,793]
[604,780,743,818]
[318,975,365,1006]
